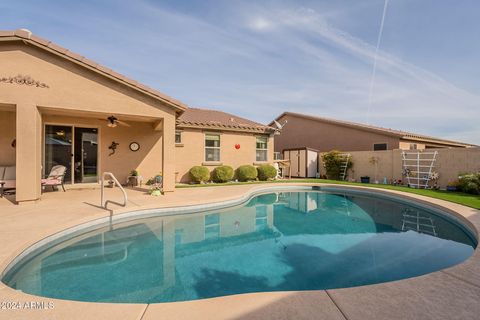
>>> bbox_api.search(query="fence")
[318,147,480,188]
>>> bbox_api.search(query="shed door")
[306,150,318,178]
[298,150,306,178]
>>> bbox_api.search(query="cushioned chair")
[0,165,16,197]
[41,165,67,192]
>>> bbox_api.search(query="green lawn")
[176,179,480,210]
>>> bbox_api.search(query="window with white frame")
[256,136,268,161]
[205,133,220,162]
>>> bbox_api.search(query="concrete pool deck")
[0,183,479,320]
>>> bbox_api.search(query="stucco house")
[0,29,274,204]
[175,108,275,183]
[272,111,474,154]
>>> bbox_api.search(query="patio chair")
[41,165,67,192]
[0,165,16,197]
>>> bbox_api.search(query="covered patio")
[0,29,186,204]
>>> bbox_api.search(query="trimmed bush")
[212,165,234,183]
[257,164,277,181]
[236,165,258,182]
[321,150,353,180]
[189,166,210,183]
[458,173,480,194]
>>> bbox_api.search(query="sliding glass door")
[44,125,73,183]
[44,125,98,184]
[74,127,98,183]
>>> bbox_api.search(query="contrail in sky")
[366,0,389,124]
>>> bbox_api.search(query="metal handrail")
[101,172,128,209]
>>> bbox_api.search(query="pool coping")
[1,182,480,320]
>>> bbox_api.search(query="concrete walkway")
[0,183,479,320]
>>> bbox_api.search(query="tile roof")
[272,112,475,148]
[177,108,274,133]
[0,29,187,112]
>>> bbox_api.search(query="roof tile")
[30,35,51,46]
[47,42,68,54]
[178,108,273,133]
[0,30,15,37]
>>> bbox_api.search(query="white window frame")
[205,133,221,162]
[255,136,268,162]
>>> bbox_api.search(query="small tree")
[321,150,353,180]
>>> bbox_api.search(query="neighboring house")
[0,29,275,204]
[271,112,474,154]
[175,108,275,183]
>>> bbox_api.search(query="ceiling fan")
[105,115,130,128]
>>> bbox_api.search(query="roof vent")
[17,28,32,38]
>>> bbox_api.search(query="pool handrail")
[101,172,128,209]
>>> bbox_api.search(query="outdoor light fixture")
[107,116,118,128]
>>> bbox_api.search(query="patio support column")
[162,115,176,192]
[16,102,42,203]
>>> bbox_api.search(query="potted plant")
[446,180,460,192]
[360,176,370,183]
[149,183,162,196]
[128,169,140,187]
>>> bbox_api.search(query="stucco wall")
[0,41,178,202]
[274,114,401,153]
[0,110,16,165]
[319,148,480,188]
[42,115,163,185]
[175,128,275,183]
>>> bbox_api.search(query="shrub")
[458,173,480,194]
[257,164,277,181]
[236,165,258,182]
[321,150,353,180]
[212,165,234,183]
[189,166,210,183]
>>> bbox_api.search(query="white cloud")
[248,17,274,31]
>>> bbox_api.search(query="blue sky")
[1,0,479,144]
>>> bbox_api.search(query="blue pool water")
[2,189,476,303]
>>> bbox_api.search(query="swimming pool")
[1,187,476,303]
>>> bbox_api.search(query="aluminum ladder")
[339,153,351,181]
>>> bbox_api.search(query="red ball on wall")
[235,144,241,149]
